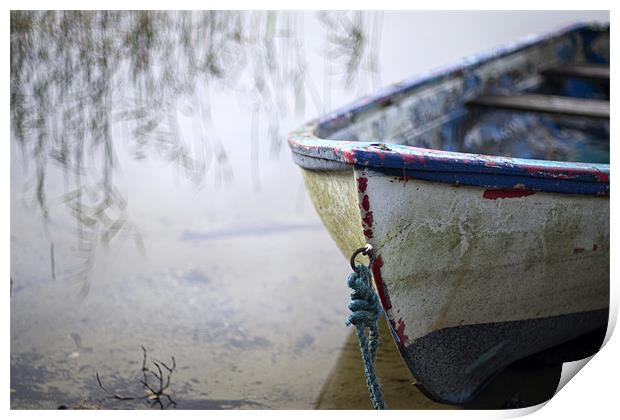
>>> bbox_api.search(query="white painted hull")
[356,168,609,343]
[301,166,609,403]
[292,23,609,405]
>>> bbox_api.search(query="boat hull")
[291,23,610,405]
[301,166,609,404]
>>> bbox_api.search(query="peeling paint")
[482,188,536,200]
[289,23,609,197]
[362,211,374,228]
[367,174,609,343]
[392,318,410,345]
[357,177,368,193]
[371,255,392,311]
[291,22,610,407]
[361,195,370,212]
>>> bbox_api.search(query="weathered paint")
[290,123,609,195]
[291,23,609,404]
[370,255,392,311]
[482,188,536,200]
[289,24,609,196]
[313,23,609,137]
[301,162,609,404]
[300,169,364,260]
[358,170,608,345]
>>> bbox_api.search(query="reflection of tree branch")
[50,243,56,281]
[58,182,143,297]
[11,10,379,197]
[318,11,383,91]
[10,11,381,295]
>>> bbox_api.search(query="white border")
[4,4,616,420]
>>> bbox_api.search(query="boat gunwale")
[315,21,608,136]
[288,22,609,196]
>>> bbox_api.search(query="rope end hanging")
[346,244,386,410]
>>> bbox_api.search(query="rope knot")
[345,264,381,328]
[345,260,386,409]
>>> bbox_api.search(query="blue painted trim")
[289,23,609,196]
[374,167,607,196]
[290,133,609,195]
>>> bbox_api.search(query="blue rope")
[346,263,386,410]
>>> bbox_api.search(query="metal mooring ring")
[350,244,373,272]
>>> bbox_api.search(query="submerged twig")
[95,346,177,409]
[95,373,135,401]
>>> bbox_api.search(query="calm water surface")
[10,10,608,409]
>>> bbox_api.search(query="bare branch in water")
[96,346,177,409]
[95,373,135,401]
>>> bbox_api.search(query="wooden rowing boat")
[288,23,609,405]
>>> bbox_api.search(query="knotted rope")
[346,246,386,410]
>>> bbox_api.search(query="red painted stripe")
[371,255,392,310]
[357,177,368,193]
[596,172,610,183]
[361,195,370,211]
[392,318,410,344]
[483,188,536,200]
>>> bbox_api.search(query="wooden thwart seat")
[541,64,610,81]
[467,94,609,119]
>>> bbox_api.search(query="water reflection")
[318,11,382,89]
[10,10,382,293]
[317,320,565,409]
[11,10,384,410]
[316,320,454,410]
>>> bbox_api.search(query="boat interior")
[318,26,609,165]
